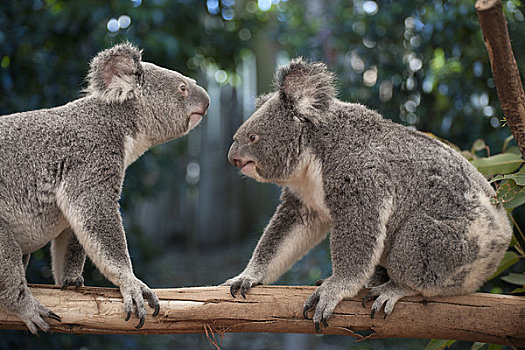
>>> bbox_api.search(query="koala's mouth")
[187,113,204,131]
[240,161,256,175]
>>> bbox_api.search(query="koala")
[0,43,210,333]
[223,58,512,331]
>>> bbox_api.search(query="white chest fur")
[123,133,151,169]
[285,151,331,221]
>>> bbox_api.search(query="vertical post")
[476,0,525,158]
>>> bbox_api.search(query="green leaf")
[509,287,525,294]
[502,187,525,209]
[492,179,521,205]
[470,153,523,175]
[471,342,486,350]
[487,344,503,350]
[490,173,525,186]
[488,251,520,280]
[424,339,456,350]
[504,145,521,155]
[501,273,525,286]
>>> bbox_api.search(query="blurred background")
[1,0,524,349]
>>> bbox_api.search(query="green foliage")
[470,153,523,175]
[500,272,525,285]
[424,339,456,350]
[489,251,520,280]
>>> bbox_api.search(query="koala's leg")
[222,189,330,298]
[0,219,61,334]
[56,184,159,329]
[385,213,492,297]
[51,228,86,289]
[303,196,394,331]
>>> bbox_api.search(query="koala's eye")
[249,134,260,144]
[178,84,187,92]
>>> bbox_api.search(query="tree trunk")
[476,0,525,157]
[0,285,523,346]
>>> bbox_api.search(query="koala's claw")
[136,315,145,329]
[47,311,62,323]
[61,276,84,290]
[362,290,375,308]
[121,278,160,329]
[303,278,349,332]
[364,281,415,319]
[223,275,261,299]
[21,303,62,334]
[152,303,160,317]
[229,283,240,298]
[302,292,319,319]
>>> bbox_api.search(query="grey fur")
[0,43,209,333]
[223,58,512,330]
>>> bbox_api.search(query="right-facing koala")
[223,58,512,331]
[0,43,209,333]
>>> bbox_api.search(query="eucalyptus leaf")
[424,339,456,350]
[470,153,523,175]
[490,173,525,186]
[502,188,525,209]
[493,180,520,204]
[501,273,525,286]
[471,342,486,350]
[488,251,519,280]
[504,145,521,155]
[487,344,503,350]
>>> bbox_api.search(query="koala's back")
[326,102,494,210]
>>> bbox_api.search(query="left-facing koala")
[0,43,209,333]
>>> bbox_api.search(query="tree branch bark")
[0,285,523,346]
[476,0,525,157]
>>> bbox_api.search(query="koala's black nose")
[228,141,241,167]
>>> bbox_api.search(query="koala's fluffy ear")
[86,42,144,103]
[277,58,336,125]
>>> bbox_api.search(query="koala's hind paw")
[221,274,262,299]
[303,278,349,332]
[61,276,84,290]
[362,280,416,319]
[120,278,160,329]
[21,303,62,334]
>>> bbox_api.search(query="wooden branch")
[0,285,523,346]
[476,0,525,157]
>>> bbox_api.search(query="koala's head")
[86,43,210,140]
[228,58,336,183]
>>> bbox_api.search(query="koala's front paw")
[61,275,84,290]
[19,300,62,334]
[120,278,160,329]
[302,278,349,332]
[221,274,262,299]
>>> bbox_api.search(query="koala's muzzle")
[187,86,210,131]
[228,141,253,169]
